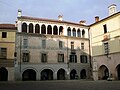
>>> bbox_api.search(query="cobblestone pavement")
[0,80,120,90]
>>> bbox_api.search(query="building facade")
[15,10,91,81]
[0,24,16,81]
[90,4,120,80]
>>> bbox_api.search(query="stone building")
[0,24,17,81]
[15,10,91,81]
[90,4,120,80]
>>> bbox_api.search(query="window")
[29,23,33,33]
[0,48,7,59]
[81,43,84,50]
[2,32,7,38]
[82,29,85,37]
[104,42,109,55]
[80,55,87,63]
[71,42,74,50]
[35,24,40,33]
[23,39,28,48]
[72,28,76,37]
[77,29,81,37]
[41,53,47,62]
[22,53,29,62]
[41,24,46,34]
[42,40,46,49]
[70,55,77,63]
[22,23,27,33]
[67,27,71,36]
[58,54,64,62]
[59,26,63,35]
[53,25,58,35]
[59,41,63,49]
[103,24,107,33]
[47,25,52,34]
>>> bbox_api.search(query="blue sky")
[0,0,120,25]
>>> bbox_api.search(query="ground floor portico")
[15,63,90,81]
[92,53,120,80]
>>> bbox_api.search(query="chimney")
[58,15,63,21]
[79,20,86,25]
[108,4,117,16]
[18,9,22,17]
[95,16,99,22]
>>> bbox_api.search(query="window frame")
[22,52,29,62]
[41,53,47,63]
[58,54,64,62]
[2,32,7,38]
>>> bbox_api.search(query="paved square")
[0,80,120,90]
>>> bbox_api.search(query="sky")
[0,0,120,25]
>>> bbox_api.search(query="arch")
[22,23,27,33]
[82,29,85,37]
[77,29,81,37]
[116,64,120,80]
[80,69,86,79]
[67,27,71,36]
[41,69,53,80]
[70,69,77,79]
[53,25,58,35]
[29,23,33,33]
[59,26,63,35]
[47,25,52,34]
[72,28,76,37]
[41,24,46,34]
[0,67,8,81]
[22,69,36,81]
[35,24,40,34]
[57,68,65,80]
[98,65,109,80]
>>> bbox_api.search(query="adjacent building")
[90,4,120,80]
[0,24,17,81]
[15,10,91,81]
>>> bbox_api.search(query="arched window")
[82,29,85,37]
[59,26,63,35]
[77,29,81,37]
[22,23,27,33]
[35,24,40,34]
[67,27,71,36]
[53,25,58,35]
[41,24,46,34]
[29,23,33,33]
[47,25,52,34]
[72,28,76,37]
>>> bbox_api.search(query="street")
[0,80,120,90]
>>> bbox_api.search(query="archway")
[22,23,27,33]
[0,67,8,81]
[80,69,86,79]
[70,69,77,79]
[116,64,120,80]
[57,69,65,80]
[29,23,33,33]
[22,69,36,81]
[35,24,40,33]
[41,69,53,80]
[98,65,109,80]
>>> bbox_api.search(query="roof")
[18,16,88,27]
[0,24,17,30]
[90,11,120,26]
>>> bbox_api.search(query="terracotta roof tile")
[0,24,17,30]
[18,16,88,27]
